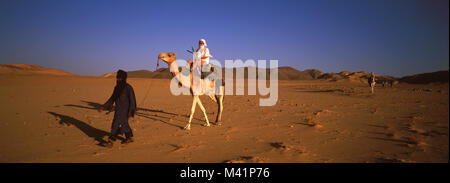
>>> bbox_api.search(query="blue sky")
[0,0,448,77]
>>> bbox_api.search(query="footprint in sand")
[314,109,333,116]
[223,156,265,163]
[372,108,378,114]
[406,122,426,134]
[226,126,238,133]
[299,118,323,128]
[404,135,427,147]
[270,142,306,154]
[375,156,412,163]
[93,152,106,157]
[171,144,188,152]
[385,131,399,139]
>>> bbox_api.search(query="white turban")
[200,39,207,47]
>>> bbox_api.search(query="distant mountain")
[102,66,324,80]
[318,71,397,84]
[399,70,449,84]
[277,67,324,80]
[102,68,172,79]
[92,65,450,85]
[102,66,397,83]
[0,64,76,76]
[3,64,445,85]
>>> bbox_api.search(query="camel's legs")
[196,96,210,127]
[185,96,198,130]
[215,94,224,124]
[209,93,216,102]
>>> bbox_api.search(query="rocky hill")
[399,70,449,84]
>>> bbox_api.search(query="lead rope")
[139,59,159,110]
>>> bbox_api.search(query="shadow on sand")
[64,100,191,129]
[367,136,416,146]
[47,111,121,147]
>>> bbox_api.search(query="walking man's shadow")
[48,111,123,147]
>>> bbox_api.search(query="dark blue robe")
[103,83,136,138]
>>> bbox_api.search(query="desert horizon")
[2,63,448,82]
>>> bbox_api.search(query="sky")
[0,0,448,77]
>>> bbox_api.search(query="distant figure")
[368,72,376,94]
[381,79,395,87]
[381,80,387,87]
[98,69,137,147]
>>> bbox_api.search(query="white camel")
[157,52,224,130]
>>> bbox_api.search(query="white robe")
[196,47,212,64]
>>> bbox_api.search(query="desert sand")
[0,66,448,163]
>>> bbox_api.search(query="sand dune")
[0,64,76,76]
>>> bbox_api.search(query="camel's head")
[158,52,177,64]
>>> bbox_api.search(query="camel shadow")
[47,111,122,147]
[137,107,178,116]
[64,100,106,111]
[138,105,213,120]
[135,107,210,129]
[64,101,113,114]
[81,100,103,108]
[135,111,184,129]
